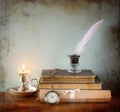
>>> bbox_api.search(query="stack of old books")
[38,69,111,102]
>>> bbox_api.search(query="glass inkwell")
[68,54,81,73]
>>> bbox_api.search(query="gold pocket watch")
[44,69,60,104]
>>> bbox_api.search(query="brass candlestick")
[19,73,28,91]
[10,64,38,97]
[18,64,29,92]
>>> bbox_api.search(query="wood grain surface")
[0,92,120,112]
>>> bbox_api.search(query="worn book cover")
[41,69,96,79]
[40,77,95,83]
[38,89,111,102]
[39,76,102,90]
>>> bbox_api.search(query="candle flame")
[18,64,31,75]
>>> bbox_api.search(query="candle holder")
[10,65,38,97]
[10,74,38,97]
[68,54,81,73]
[18,73,28,92]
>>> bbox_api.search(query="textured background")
[0,0,120,93]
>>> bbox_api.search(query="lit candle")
[18,64,29,75]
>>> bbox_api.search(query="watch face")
[44,91,60,104]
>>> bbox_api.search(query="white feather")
[75,19,104,55]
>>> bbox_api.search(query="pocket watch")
[44,69,60,104]
[44,91,60,104]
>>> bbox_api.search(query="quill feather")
[75,19,104,55]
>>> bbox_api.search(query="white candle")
[18,64,29,75]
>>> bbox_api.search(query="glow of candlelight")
[18,64,29,75]
[75,19,104,55]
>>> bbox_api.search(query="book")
[40,69,96,83]
[41,69,95,78]
[40,77,95,83]
[39,76,102,90]
[38,89,111,102]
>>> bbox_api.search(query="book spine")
[40,78,95,83]
[39,83,102,89]
[38,89,111,102]
[40,76,95,79]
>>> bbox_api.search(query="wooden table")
[0,92,120,112]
